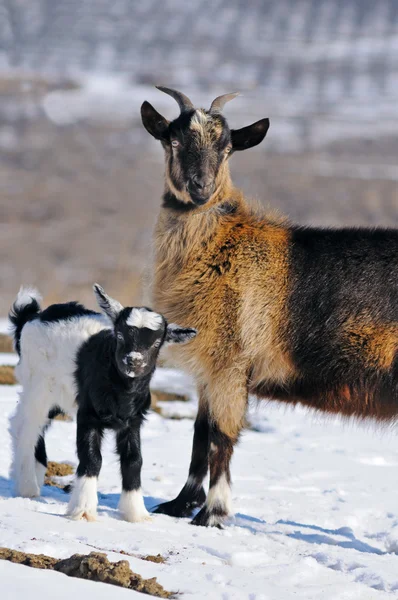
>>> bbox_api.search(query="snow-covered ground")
[2,329,398,597]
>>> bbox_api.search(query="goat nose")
[190,176,213,192]
[191,177,205,191]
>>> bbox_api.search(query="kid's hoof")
[67,508,97,522]
[121,510,152,524]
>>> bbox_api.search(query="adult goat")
[142,87,398,527]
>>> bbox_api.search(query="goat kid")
[142,87,398,528]
[9,284,196,522]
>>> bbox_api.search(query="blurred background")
[1,0,398,312]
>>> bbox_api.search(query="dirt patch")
[0,548,58,569]
[0,549,174,597]
[151,390,189,404]
[142,554,167,564]
[46,461,74,477]
[0,366,16,385]
[0,334,13,353]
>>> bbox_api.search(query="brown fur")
[342,312,398,371]
[145,93,398,525]
[153,161,299,437]
[253,380,397,422]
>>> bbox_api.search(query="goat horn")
[156,86,194,112]
[210,92,239,114]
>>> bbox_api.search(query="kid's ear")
[165,324,197,344]
[141,101,170,141]
[231,118,270,152]
[93,283,124,323]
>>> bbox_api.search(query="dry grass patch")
[46,461,74,477]
[0,334,13,353]
[44,461,74,491]
[0,366,16,385]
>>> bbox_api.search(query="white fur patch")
[13,286,42,310]
[128,351,144,360]
[191,109,208,129]
[67,476,98,521]
[35,461,47,489]
[10,312,111,502]
[206,473,232,515]
[118,489,151,523]
[126,308,163,331]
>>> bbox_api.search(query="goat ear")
[165,324,197,345]
[231,118,269,152]
[141,101,170,141]
[93,284,124,323]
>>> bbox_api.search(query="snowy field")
[2,345,398,598]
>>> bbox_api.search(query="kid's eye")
[171,139,180,148]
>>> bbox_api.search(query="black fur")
[39,302,99,324]
[289,226,398,377]
[9,294,41,356]
[154,407,209,517]
[33,406,65,470]
[74,328,157,492]
[34,435,47,469]
[163,190,197,212]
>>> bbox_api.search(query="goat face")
[93,284,197,379]
[114,307,165,378]
[141,87,270,207]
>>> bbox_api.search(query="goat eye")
[117,333,123,341]
[225,146,232,154]
[171,139,180,148]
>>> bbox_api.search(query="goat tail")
[9,287,42,356]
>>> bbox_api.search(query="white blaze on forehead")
[128,351,144,360]
[126,308,163,331]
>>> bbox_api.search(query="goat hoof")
[121,510,152,523]
[67,509,97,522]
[154,500,195,518]
[190,507,226,528]
[154,487,206,518]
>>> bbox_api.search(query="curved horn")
[155,86,194,112]
[210,92,239,114]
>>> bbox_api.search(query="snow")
[1,353,398,597]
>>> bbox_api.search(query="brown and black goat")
[141,87,398,527]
